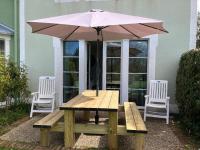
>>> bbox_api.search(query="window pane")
[107,42,121,57]
[106,74,120,89]
[128,89,146,106]
[129,40,148,57]
[63,88,78,103]
[129,74,147,89]
[129,58,147,73]
[0,40,5,56]
[107,58,121,73]
[63,73,79,87]
[63,58,79,71]
[63,41,79,56]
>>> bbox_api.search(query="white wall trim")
[189,0,197,49]
[53,37,63,106]
[120,39,129,104]
[79,40,87,93]
[146,34,158,84]
[0,35,11,59]
[19,0,25,64]
[102,41,107,90]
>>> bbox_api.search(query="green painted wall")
[0,0,19,62]
[25,0,192,111]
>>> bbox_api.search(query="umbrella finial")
[90,9,104,12]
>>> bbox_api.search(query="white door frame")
[54,36,158,107]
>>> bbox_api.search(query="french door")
[62,40,149,106]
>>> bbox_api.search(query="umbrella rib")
[119,25,141,38]
[139,23,169,33]
[32,24,58,33]
[63,26,80,40]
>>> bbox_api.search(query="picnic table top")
[60,90,119,111]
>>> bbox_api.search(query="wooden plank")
[74,90,106,109]
[134,134,145,150]
[40,128,49,146]
[64,110,75,148]
[51,122,146,135]
[98,91,113,110]
[60,94,84,109]
[75,123,108,135]
[34,110,64,128]
[108,91,119,110]
[108,112,118,149]
[124,102,137,131]
[130,102,147,133]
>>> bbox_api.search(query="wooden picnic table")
[60,90,119,149]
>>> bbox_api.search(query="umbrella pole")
[96,28,100,97]
[95,28,101,124]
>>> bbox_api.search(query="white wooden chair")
[30,76,56,118]
[144,80,170,124]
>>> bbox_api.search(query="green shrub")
[176,49,200,139]
[0,56,30,105]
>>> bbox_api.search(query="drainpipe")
[14,0,19,64]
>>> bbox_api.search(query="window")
[128,40,148,106]
[0,39,5,56]
[106,42,121,92]
[63,41,79,102]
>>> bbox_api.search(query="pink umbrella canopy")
[27,9,168,102]
[27,9,168,41]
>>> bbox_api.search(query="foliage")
[176,49,200,139]
[0,102,30,135]
[0,56,30,105]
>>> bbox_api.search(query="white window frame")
[0,35,11,59]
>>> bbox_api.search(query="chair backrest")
[149,80,168,103]
[38,76,55,99]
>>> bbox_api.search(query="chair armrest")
[31,92,39,101]
[31,92,39,96]
[144,95,149,104]
[166,97,170,103]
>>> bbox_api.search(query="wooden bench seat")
[33,109,64,128]
[124,102,147,133]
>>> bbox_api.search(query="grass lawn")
[0,103,30,135]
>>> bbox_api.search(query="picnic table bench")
[33,90,147,150]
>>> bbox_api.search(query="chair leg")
[51,99,55,112]
[166,105,169,124]
[30,102,34,118]
[144,106,146,122]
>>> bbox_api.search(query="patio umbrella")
[27,9,168,97]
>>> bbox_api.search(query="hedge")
[176,49,200,138]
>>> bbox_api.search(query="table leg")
[134,134,145,150]
[108,111,118,149]
[64,110,75,148]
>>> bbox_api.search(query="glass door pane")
[87,41,103,90]
[128,40,148,106]
[106,42,121,92]
[63,41,79,102]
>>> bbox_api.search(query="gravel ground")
[0,112,184,150]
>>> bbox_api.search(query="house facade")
[0,0,20,62]
[20,0,197,112]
